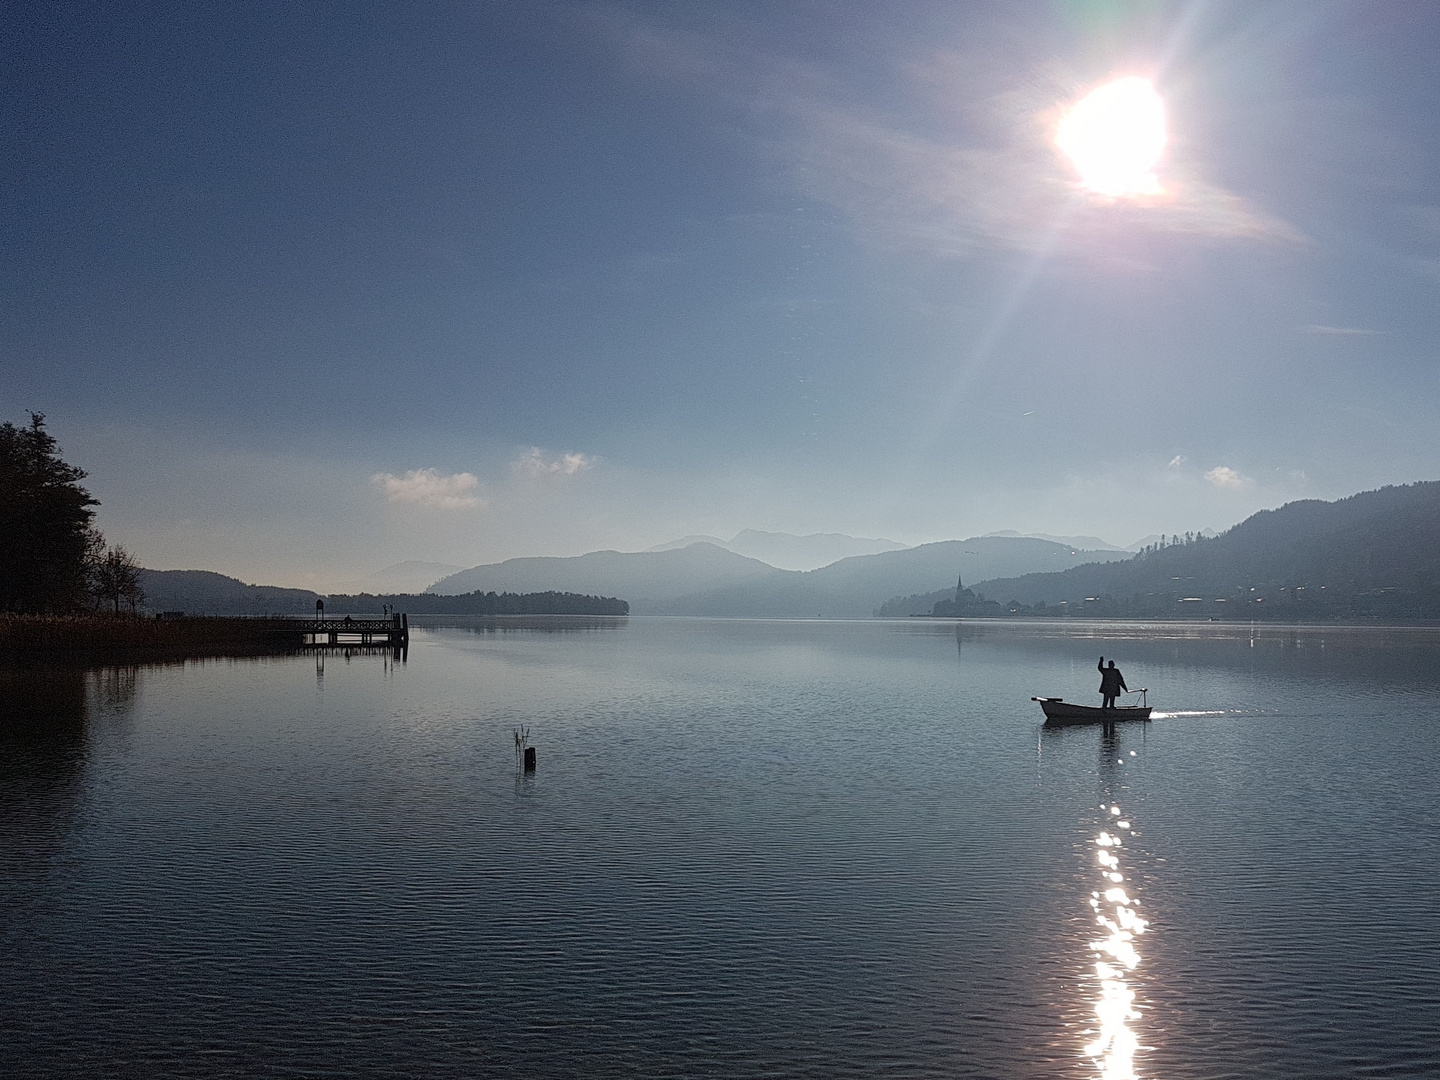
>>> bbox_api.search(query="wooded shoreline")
[0,611,634,660]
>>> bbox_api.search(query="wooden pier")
[262,613,409,648]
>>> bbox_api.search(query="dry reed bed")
[0,615,294,657]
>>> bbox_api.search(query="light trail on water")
[1084,804,1150,1079]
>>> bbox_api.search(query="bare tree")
[91,543,145,615]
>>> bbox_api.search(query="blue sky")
[4,1,1439,587]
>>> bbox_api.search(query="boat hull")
[1033,697,1152,725]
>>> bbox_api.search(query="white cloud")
[608,18,1304,257]
[788,95,1306,257]
[371,469,484,510]
[512,448,595,481]
[1203,465,1250,489]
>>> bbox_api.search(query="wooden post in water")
[523,746,536,772]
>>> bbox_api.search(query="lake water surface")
[3,618,1439,1078]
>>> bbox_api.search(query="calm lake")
[3,618,1438,1078]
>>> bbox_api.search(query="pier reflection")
[313,642,407,685]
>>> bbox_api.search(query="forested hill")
[324,591,627,616]
[139,570,319,615]
[428,543,782,604]
[963,482,1440,619]
[139,570,627,616]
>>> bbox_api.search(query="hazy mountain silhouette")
[140,569,628,616]
[325,591,627,616]
[648,530,907,570]
[954,482,1440,618]
[652,537,1127,617]
[647,534,730,552]
[148,482,1436,622]
[429,543,783,607]
[983,530,1125,551]
[140,570,320,614]
[355,560,462,594]
[432,536,1119,616]
[724,530,907,570]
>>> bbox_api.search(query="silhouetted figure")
[1098,656,1128,709]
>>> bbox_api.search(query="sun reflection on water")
[1084,808,1149,1079]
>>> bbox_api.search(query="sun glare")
[1056,77,1167,198]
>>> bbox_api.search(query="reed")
[0,614,293,658]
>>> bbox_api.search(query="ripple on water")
[3,620,1440,1078]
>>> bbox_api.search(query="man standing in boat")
[1098,656,1128,709]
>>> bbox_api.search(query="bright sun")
[1056,77,1167,198]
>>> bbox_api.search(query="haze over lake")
[5,619,1437,1078]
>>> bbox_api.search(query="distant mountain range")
[981,529,1216,553]
[145,534,1123,618]
[432,536,1126,616]
[429,543,785,606]
[901,483,1440,620]
[141,484,1440,621]
[982,530,1126,551]
[142,562,469,613]
[137,570,627,616]
[325,591,627,616]
[652,537,1129,617]
[648,529,907,570]
[140,570,320,615]
[353,560,463,594]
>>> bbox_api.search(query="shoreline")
[0,615,301,661]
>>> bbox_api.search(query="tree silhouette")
[0,414,99,613]
[91,543,145,614]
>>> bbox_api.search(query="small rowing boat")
[1031,696,1152,725]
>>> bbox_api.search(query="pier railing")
[258,614,409,647]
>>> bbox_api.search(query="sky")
[4,1,1440,589]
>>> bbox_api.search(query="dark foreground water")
[3,618,1439,1079]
